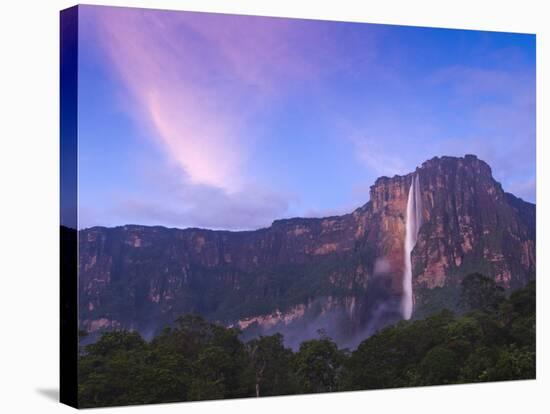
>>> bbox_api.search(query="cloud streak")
[78,7,536,231]
[341,60,535,201]
[87,7,375,192]
[89,8,248,190]
[115,187,291,231]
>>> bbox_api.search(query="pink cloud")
[87,8,246,190]
[85,7,372,192]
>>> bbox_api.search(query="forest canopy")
[78,276,535,408]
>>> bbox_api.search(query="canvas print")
[60,4,536,408]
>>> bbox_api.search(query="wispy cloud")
[114,188,291,230]
[353,137,409,177]
[87,7,372,192]
[77,156,293,230]
[428,64,535,200]
[337,115,418,178]
[78,7,536,231]
[337,59,535,201]
[89,8,248,190]
[113,161,293,230]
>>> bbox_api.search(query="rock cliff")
[77,155,535,347]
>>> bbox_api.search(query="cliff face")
[78,155,535,347]
[413,155,535,291]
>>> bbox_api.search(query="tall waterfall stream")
[402,174,422,320]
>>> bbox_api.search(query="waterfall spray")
[402,174,422,320]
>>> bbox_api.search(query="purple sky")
[75,5,536,230]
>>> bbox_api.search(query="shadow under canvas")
[36,388,59,402]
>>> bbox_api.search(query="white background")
[0,0,548,412]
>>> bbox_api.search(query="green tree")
[292,336,345,393]
[459,346,496,382]
[78,330,153,407]
[247,333,296,397]
[486,344,535,381]
[460,273,505,312]
[445,316,483,358]
[342,310,455,389]
[417,346,460,385]
[152,315,254,400]
[188,346,232,400]
[77,279,535,407]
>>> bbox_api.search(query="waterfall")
[402,174,422,320]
